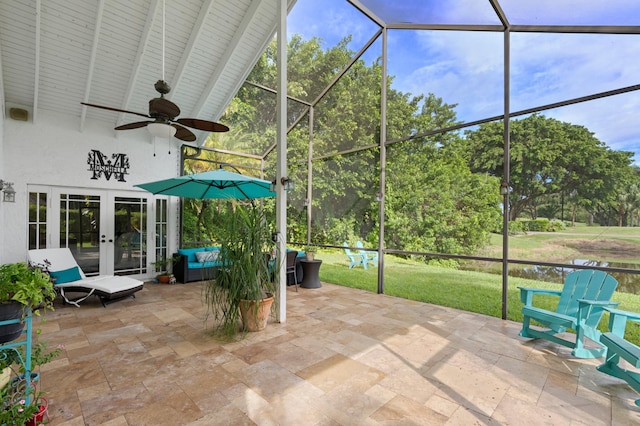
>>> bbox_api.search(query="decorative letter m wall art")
[87,149,130,182]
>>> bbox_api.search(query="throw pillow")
[50,266,82,284]
[195,251,215,263]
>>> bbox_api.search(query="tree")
[462,114,636,222]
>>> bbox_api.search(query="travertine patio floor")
[34,280,640,425]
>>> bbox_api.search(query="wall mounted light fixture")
[280,177,294,192]
[0,180,16,203]
[270,177,294,192]
[500,182,510,196]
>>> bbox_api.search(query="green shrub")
[546,219,566,232]
[508,220,525,234]
[527,218,550,232]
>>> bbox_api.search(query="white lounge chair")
[27,248,144,307]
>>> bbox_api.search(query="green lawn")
[316,249,640,346]
[482,226,640,265]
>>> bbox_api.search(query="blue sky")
[287,0,640,162]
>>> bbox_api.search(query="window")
[28,192,47,249]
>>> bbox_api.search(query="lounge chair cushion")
[50,266,82,284]
[59,275,143,294]
[27,248,144,307]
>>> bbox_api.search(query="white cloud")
[390,30,640,158]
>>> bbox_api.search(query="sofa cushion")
[177,248,202,263]
[187,260,221,269]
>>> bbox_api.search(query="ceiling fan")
[81,0,228,142]
[81,79,228,142]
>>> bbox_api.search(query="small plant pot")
[26,397,49,426]
[10,372,40,392]
[157,274,171,284]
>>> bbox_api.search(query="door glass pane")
[60,194,100,275]
[114,197,147,275]
[155,199,168,271]
[28,192,47,249]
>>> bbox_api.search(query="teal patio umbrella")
[134,169,275,200]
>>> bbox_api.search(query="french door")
[50,189,149,277]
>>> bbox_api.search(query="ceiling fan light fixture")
[147,122,176,139]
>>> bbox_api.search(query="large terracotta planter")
[239,294,274,332]
[0,301,25,344]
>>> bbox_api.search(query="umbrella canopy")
[134,169,276,200]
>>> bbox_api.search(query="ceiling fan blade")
[115,121,154,130]
[81,102,151,119]
[171,124,197,142]
[176,118,229,132]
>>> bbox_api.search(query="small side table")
[300,259,322,289]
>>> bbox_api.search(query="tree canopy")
[461,114,638,224]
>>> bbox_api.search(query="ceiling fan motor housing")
[149,98,180,121]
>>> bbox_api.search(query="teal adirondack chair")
[519,269,619,358]
[596,307,640,406]
[343,243,366,269]
[356,241,378,268]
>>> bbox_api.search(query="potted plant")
[301,245,318,261]
[204,204,277,337]
[0,340,62,425]
[0,262,56,344]
[152,255,177,284]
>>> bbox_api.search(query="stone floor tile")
[35,282,631,425]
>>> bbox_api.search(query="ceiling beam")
[190,0,263,146]
[114,0,162,129]
[32,0,42,123]
[204,0,298,148]
[169,0,216,101]
[0,27,5,118]
[80,0,106,132]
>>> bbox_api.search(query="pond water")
[461,259,640,295]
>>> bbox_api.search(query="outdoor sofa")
[173,246,307,284]
[173,246,222,283]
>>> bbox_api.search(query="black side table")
[300,259,322,288]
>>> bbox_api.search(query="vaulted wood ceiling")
[0,0,295,145]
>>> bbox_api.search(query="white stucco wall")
[0,110,5,263]
[1,109,181,266]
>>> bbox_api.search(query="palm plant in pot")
[0,262,56,344]
[204,203,277,337]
